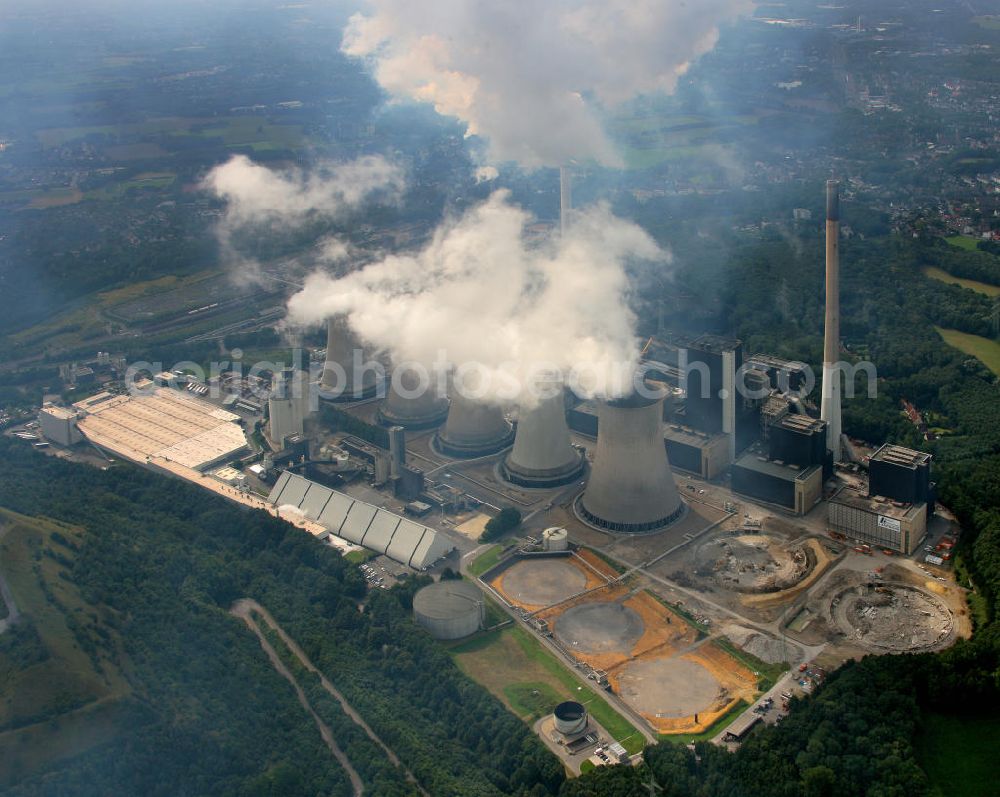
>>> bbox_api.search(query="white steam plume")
[203,154,404,227]
[342,0,750,168]
[286,190,666,405]
[201,154,404,276]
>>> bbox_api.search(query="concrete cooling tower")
[320,316,378,401]
[435,391,514,459]
[578,393,685,533]
[377,367,449,429]
[502,387,585,488]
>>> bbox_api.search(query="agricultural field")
[936,327,1000,376]
[923,266,1000,298]
[0,509,132,787]
[944,235,984,252]
[449,624,646,755]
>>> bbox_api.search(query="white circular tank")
[542,527,569,551]
[413,580,484,640]
[553,701,588,736]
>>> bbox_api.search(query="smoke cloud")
[203,154,404,227]
[201,154,404,276]
[287,190,666,404]
[342,0,750,168]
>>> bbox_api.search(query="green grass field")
[449,625,646,754]
[936,327,1000,376]
[917,712,1000,796]
[923,266,1000,298]
[0,509,131,786]
[85,172,176,201]
[945,235,983,252]
[467,544,504,578]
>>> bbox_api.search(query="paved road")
[0,524,20,635]
[231,599,429,797]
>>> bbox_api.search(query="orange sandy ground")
[621,642,759,735]
[492,553,759,736]
[490,551,613,612]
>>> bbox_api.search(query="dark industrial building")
[681,333,741,439]
[731,450,823,515]
[664,425,730,480]
[768,415,827,469]
[868,444,932,505]
[744,354,810,394]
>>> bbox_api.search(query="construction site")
[482,549,760,736]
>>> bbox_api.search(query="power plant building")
[38,404,82,447]
[827,487,927,554]
[730,451,823,515]
[768,415,827,469]
[268,368,309,448]
[579,393,685,533]
[664,425,731,480]
[412,580,484,640]
[267,471,453,569]
[868,444,932,506]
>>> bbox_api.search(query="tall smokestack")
[821,180,843,462]
[559,165,572,236]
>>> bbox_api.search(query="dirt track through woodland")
[231,599,428,797]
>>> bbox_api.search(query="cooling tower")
[320,316,378,401]
[435,391,514,459]
[820,180,843,461]
[377,367,449,429]
[579,393,685,533]
[502,384,585,488]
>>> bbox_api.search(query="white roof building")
[267,472,453,570]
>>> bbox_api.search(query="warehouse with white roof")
[267,471,454,570]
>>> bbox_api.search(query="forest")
[0,439,562,796]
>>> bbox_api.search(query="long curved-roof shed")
[268,471,453,569]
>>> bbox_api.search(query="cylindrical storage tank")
[435,392,514,459]
[542,527,569,551]
[412,580,484,640]
[378,366,449,429]
[579,393,685,533]
[553,701,588,736]
[502,382,585,488]
[321,316,379,401]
